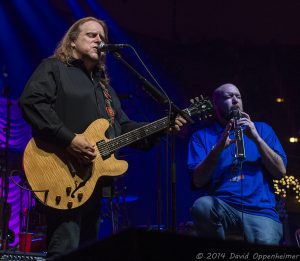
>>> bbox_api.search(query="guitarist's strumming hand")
[67,135,96,165]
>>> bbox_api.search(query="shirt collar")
[68,58,85,68]
[68,58,101,80]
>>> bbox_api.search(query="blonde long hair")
[54,17,109,85]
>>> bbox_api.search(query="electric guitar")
[23,96,212,210]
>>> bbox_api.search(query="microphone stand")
[232,109,246,240]
[0,69,11,251]
[112,51,193,232]
[112,52,193,123]
[170,129,176,232]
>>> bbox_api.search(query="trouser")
[190,196,283,245]
[45,203,101,259]
[42,179,112,259]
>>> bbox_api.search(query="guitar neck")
[98,108,189,156]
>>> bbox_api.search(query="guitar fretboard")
[97,108,189,156]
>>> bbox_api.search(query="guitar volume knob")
[67,202,73,209]
[55,196,61,205]
[78,193,83,202]
[66,186,72,196]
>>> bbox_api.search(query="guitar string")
[98,117,169,155]
[97,119,168,156]
[97,118,166,152]
[97,104,210,156]
[99,106,194,153]
[106,119,167,150]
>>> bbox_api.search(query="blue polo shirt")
[187,121,287,222]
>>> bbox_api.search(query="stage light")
[289,137,299,143]
[274,175,300,204]
[276,97,285,103]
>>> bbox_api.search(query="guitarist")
[19,17,186,259]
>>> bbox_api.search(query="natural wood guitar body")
[23,119,128,210]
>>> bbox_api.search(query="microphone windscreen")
[230,108,241,119]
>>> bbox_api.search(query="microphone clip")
[98,42,130,52]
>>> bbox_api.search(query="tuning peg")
[190,98,194,104]
[200,95,204,100]
[195,97,199,102]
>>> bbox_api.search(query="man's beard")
[221,106,240,121]
[221,109,232,121]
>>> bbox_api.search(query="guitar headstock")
[187,95,213,120]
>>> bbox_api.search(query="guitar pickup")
[97,140,111,160]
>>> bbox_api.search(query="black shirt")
[19,57,148,147]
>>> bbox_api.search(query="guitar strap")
[99,82,115,125]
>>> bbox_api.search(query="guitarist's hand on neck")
[173,115,187,132]
[168,115,187,132]
[67,135,96,165]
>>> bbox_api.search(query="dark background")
[0,0,299,245]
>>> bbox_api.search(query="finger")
[236,119,248,126]
[228,139,236,145]
[225,120,233,132]
[175,120,183,127]
[241,112,250,120]
[84,150,97,158]
[82,136,95,148]
[237,118,248,123]
[86,146,96,153]
[84,143,95,150]
[177,117,187,124]
[87,153,96,160]
[237,118,252,126]
[174,125,180,131]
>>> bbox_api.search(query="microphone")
[98,42,130,52]
[230,108,242,120]
[230,108,246,160]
